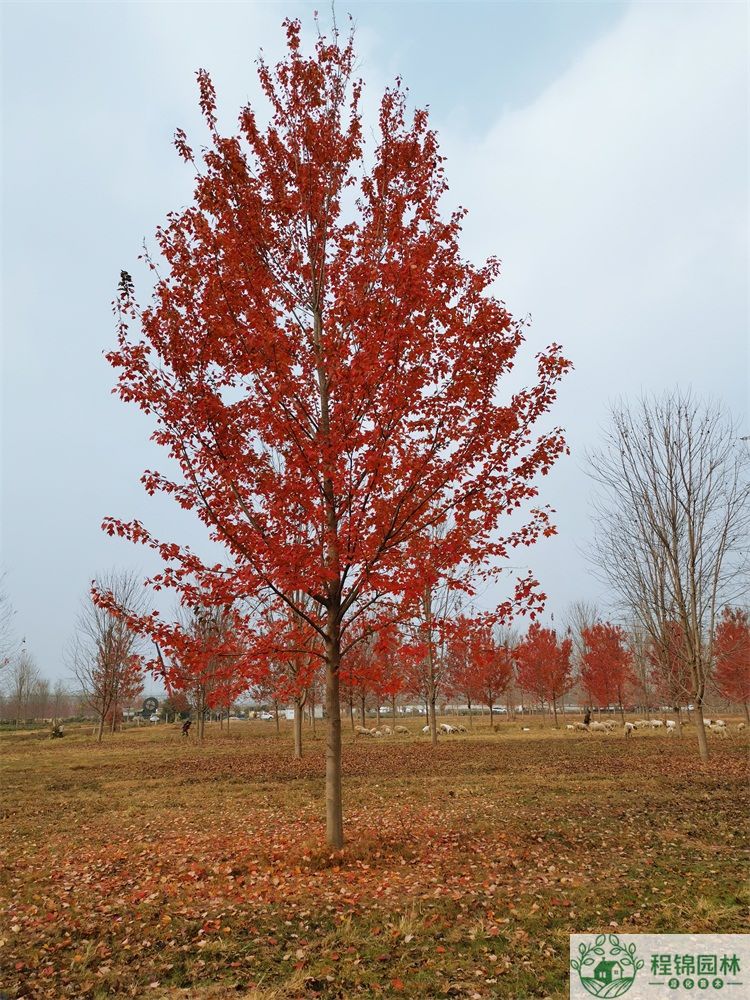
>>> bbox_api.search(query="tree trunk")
[392,695,397,724]
[429,695,438,747]
[552,696,559,728]
[293,699,303,759]
[488,702,493,729]
[376,704,381,729]
[274,701,280,737]
[349,695,355,731]
[743,700,749,725]
[360,694,366,726]
[467,697,473,728]
[694,703,710,761]
[97,714,105,743]
[324,631,344,849]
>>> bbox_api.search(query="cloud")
[438,1,748,618]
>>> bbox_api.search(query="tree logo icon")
[571,935,644,997]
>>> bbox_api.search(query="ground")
[0,720,747,999]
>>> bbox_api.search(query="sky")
[1,0,747,682]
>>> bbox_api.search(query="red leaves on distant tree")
[648,619,691,712]
[158,606,252,739]
[580,621,633,720]
[514,623,572,727]
[448,623,512,726]
[477,635,514,726]
[446,635,482,721]
[714,607,750,722]
[99,17,570,846]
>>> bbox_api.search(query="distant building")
[284,705,323,721]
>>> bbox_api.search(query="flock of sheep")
[354,722,469,738]
[353,718,745,739]
[354,724,412,738]
[565,718,743,738]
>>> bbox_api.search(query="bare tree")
[627,624,656,719]
[0,573,16,670]
[28,677,50,720]
[413,575,464,747]
[587,391,749,759]
[69,571,145,742]
[6,646,40,725]
[51,678,70,725]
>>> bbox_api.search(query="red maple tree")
[647,619,692,718]
[714,607,750,723]
[100,18,570,845]
[514,623,573,727]
[448,621,512,727]
[446,634,482,726]
[580,621,633,721]
[477,634,514,728]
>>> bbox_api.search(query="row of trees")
[0,648,76,725]
[2,595,747,734]
[252,608,750,740]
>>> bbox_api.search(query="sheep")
[370,728,384,738]
[665,720,678,736]
[381,726,393,736]
[566,724,575,731]
[624,722,635,737]
[454,724,467,734]
[589,721,608,733]
[602,720,616,731]
[650,719,664,729]
[521,726,531,732]
[632,721,649,729]
[708,721,729,738]
[574,721,589,732]
[354,725,372,737]
[713,719,726,728]
[394,725,410,735]
[440,723,458,734]
[422,725,431,734]
[737,722,746,732]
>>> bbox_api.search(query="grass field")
[1,720,747,999]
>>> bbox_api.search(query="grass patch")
[0,720,747,998]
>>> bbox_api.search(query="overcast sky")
[2,1,747,682]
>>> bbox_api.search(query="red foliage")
[648,620,691,709]
[448,622,512,717]
[580,622,633,710]
[714,607,750,707]
[98,17,570,843]
[514,623,572,720]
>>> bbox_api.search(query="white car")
[258,712,274,721]
[149,714,160,723]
